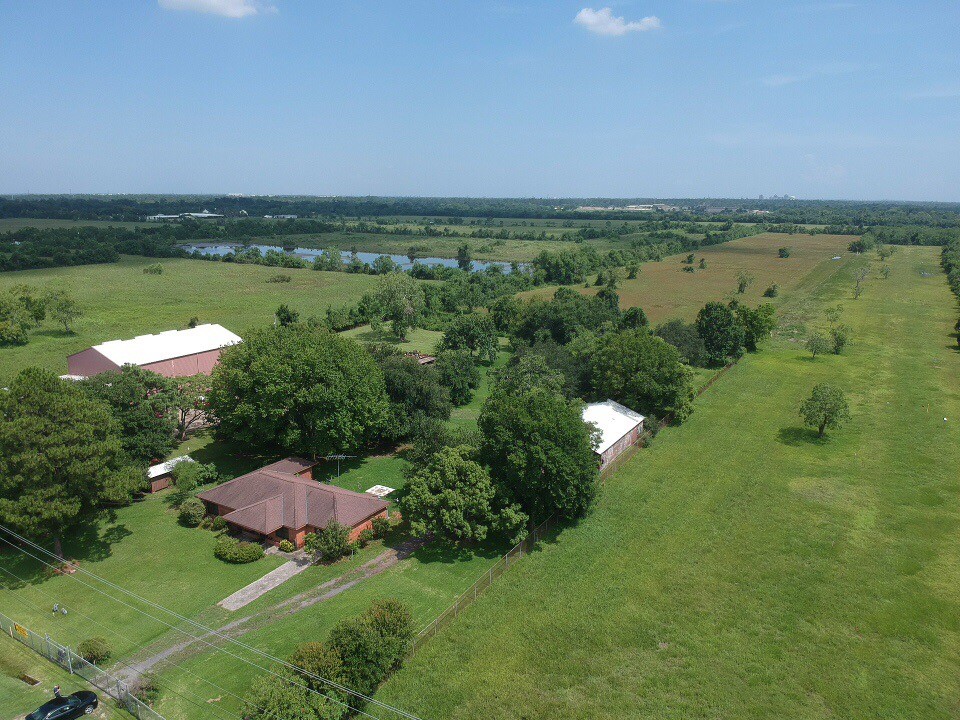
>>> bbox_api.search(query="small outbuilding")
[147,455,195,493]
[198,458,389,549]
[67,324,242,379]
[582,400,646,471]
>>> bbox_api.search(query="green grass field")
[0,256,379,382]
[0,635,128,720]
[378,246,960,719]
[0,218,151,232]
[521,233,851,324]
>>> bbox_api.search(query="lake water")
[181,243,519,273]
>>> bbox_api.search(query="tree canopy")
[588,329,695,421]
[372,273,425,341]
[0,368,141,555]
[696,301,745,366]
[437,314,499,364]
[800,384,851,437]
[209,325,389,456]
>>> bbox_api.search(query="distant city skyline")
[1,1,958,201]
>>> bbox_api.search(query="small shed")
[582,400,646,470]
[147,456,195,493]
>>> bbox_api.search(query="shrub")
[178,497,206,527]
[778,247,791,258]
[132,673,160,705]
[210,516,227,532]
[278,539,295,553]
[267,273,292,283]
[763,284,779,298]
[371,516,391,539]
[305,521,352,562]
[77,637,111,664]
[830,324,850,355]
[682,265,695,273]
[357,528,375,548]
[173,461,219,489]
[143,263,163,275]
[214,536,264,564]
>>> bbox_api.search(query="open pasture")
[0,256,379,382]
[520,233,851,324]
[379,246,960,719]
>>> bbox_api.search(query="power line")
[0,534,380,720]
[0,556,321,720]
[0,525,420,720]
[0,565,230,720]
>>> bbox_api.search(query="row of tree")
[0,285,81,345]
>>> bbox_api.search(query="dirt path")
[116,539,422,683]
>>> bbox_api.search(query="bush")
[267,273,292,283]
[178,497,206,527]
[830,324,850,355]
[77,637,111,664]
[143,263,163,275]
[173,461,218,490]
[763,284,779,298]
[278,539,295,553]
[371,516,391,539]
[778,247,791,258]
[357,528,375,548]
[305,521,352,562]
[210,516,227,532]
[214,536,264,564]
[132,673,160,705]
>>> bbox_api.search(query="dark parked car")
[25,691,98,720]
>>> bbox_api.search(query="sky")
[0,1,958,201]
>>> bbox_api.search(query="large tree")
[0,368,140,556]
[800,384,851,437]
[696,301,745,366]
[209,325,389,456]
[589,329,695,422]
[401,445,501,546]
[733,302,777,352]
[479,383,598,522]
[373,273,425,342]
[81,366,177,464]
[374,349,451,443]
[437,314,498,364]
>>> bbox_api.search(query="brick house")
[197,458,389,549]
[582,400,646,471]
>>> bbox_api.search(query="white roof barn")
[582,400,645,468]
[67,324,242,379]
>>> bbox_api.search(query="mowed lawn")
[0,256,379,382]
[520,233,851,324]
[0,492,286,661]
[0,634,127,720]
[378,246,960,720]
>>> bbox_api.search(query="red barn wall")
[66,348,121,378]
[141,348,224,378]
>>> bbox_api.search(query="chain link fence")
[408,516,553,655]
[0,610,166,720]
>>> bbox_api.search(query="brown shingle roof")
[198,459,387,536]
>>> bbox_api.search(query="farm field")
[520,233,851,324]
[379,246,960,719]
[0,218,151,232]
[0,256,379,382]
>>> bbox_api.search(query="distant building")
[145,211,223,222]
[198,458,389,548]
[66,323,242,379]
[583,400,646,471]
[264,214,299,219]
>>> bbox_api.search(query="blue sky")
[1,1,958,200]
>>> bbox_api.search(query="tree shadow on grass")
[777,426,829,447]
[0,513,131,589]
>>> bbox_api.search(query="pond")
[181,243,520,273]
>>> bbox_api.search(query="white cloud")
[157,0,274,19]
[574,7,662,36]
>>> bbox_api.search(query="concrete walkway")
[218,556,313,611]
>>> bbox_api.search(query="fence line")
[0,610,166,720]
[408,361,739,655]
[407,515,553,655]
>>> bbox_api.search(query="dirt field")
[520,233,852,324]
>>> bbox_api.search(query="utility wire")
[0,526,414,720]
[0,534,380,720]
[0,558,304,720]
[0,565,230,720]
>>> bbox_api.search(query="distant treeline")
[2,195,960,227]
[941,237,960,346]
